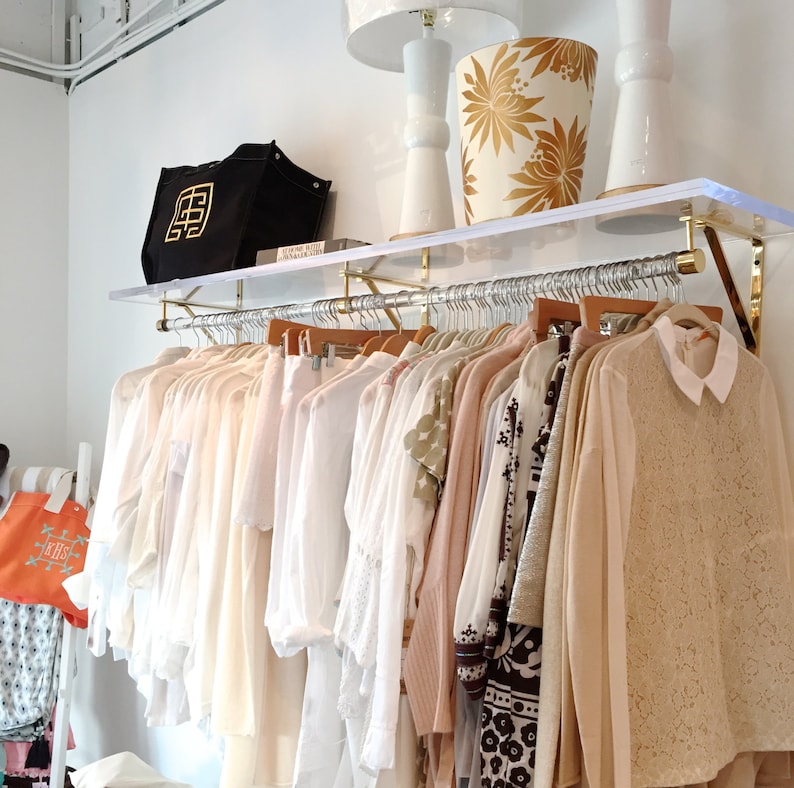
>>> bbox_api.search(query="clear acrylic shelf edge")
[109,178,794,306]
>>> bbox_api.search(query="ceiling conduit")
[0,0,227,92]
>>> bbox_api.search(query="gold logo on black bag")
[165,183,214,242]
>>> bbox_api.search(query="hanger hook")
[353,296,366,330]
[425,287,439,328]
[311,298,322,328]
[366,295,376,330]
[172,316,184,346]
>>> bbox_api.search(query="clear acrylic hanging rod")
[156,250,700,336]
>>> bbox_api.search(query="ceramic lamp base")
[395,32,455,239]
[600,0,681,219]
[595,182,685,233]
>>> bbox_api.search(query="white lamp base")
[391,31,455,240]
[598,0,681,233]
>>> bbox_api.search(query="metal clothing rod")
[157,251,699,336]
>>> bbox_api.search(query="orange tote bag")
[0,472,89,627]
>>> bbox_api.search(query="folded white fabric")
[70,751,192,788]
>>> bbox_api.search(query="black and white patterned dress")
[479,348,569,788]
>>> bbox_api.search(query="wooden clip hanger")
[529,297,582,342]
[282,327,305,356]
[579,295,723,334]
[265,318,315,347]
[303,327,402,357]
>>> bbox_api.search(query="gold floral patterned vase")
[455,37,597,224]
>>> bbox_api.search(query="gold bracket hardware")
[157,298,217,343]
[421,247,430,282]
[675,248,706,275]
[419,248,431,324]
[682,215,763,354]
[235,280,244,343]
[361,279,401,330]
[703,224,757,352]
[156,283,245,343]
[340,261,429,293]
[340,257,429,330]
[749,238,764,347]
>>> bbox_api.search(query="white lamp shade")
[344,1,522,71]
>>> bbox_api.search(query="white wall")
[66,2,405,783]
[0,69,68,468]
[65,0,794,457]
[66,0,410,464]
[0,0,785,785]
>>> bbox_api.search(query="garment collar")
[652,314,738,405]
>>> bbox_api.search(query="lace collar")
[652,314,738,405]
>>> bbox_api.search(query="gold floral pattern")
[458,42,545,156]
[503,116,588,215]
[456,36,596,224]
[461,144,478,225]
[516,37,598,92]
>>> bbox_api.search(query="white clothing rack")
[49,442,92,788]
[0,444,92,788]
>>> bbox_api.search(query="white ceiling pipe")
[0,0,174,72]
[0,0,226,88]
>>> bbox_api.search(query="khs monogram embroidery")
[27,523,86,574]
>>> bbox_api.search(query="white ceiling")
[0,0,224,86]
[0,0,68,63]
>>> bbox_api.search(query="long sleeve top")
[566,317,794,786]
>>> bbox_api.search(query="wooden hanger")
[360,324,437,356]
[360,334,390,356]
[282,327,305,356]
[529,297,582,341]
[359,329,412,356]
[265,318,315,346]
[303,327,401,357]
[412,324,437,345]
[484,322,514,346]
[579,296,723,334]
[380,331,417,356]
[421,328,451,351]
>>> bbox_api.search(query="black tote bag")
[141,141,331,284]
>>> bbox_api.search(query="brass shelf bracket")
[156,282,245,342]
[682,215,764,354]
[340,253,430,330]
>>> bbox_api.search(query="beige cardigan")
[565,321,794,786]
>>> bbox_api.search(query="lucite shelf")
[109,178,794,311]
